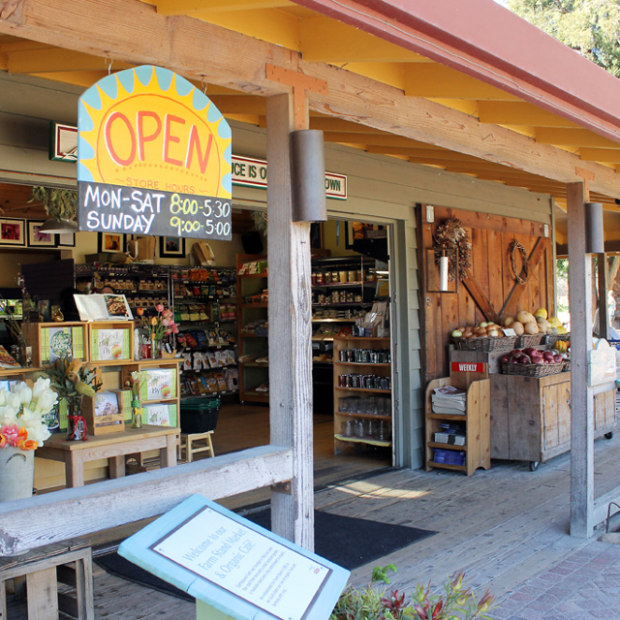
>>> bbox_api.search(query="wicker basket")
[517,333,544,348]
[453,335,517,352]
[501,361,565,377]
[543,333,570,346]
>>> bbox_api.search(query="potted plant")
[29,186,78,232]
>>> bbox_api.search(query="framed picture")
[57,232,76,247]
[0,218,25,246]
[27,221,57,248]
[159,236,186,258]
[98,232,126,254]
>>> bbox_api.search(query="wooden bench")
[179,431,215,462]
[0,542,94,619]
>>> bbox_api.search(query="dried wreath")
[509,239,529,285]
[432,217,472,281]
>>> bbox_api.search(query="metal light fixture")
[425,246,458,294]
[585,202,604,254]
[38,218,78,235]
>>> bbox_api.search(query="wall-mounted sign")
[232,155,347,200]
[77,66,232,240]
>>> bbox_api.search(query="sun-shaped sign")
[77,65,232,240]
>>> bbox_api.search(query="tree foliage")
[508,0,620,77]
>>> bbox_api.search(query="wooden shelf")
[427,441,467,451]
[334,361,391,367]
[335,411,391,420]
[334,387,391,394]
[334,434,391,448]
[426,412,468,421]
[426,461,466,472]
[424,371,490,476]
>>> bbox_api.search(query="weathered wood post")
[567,181,595,537]
[266,73,320,550]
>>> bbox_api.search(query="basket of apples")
[500,347,565,377]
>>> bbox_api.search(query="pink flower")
[155,304,165,313]
[1,424,20,447]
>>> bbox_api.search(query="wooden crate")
[87,321,134,364]
[22,322,89,367]
[81,392,125,436]
[490,373,617,467]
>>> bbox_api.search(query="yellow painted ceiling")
[0,0,619,219]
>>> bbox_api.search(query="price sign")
[77,65,232,240]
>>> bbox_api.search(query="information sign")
[118,494,349,620]
[77,66,232,240]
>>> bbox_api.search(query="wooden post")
[598,254,610,338]
[266,92,315,550]
[567,181,595,538]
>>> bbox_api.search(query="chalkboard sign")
[78,182,231,241]
[77,66,232,241]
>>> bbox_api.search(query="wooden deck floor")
[84,409,620,617]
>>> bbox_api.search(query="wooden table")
[36,426,179,487]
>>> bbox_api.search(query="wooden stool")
[179,431,215,462]
[0,543,94,619]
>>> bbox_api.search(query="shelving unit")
[332,335,392,454]
[425,368,490,476]
[312,255,388,415]
[74,263,171,315]
[236,254,269,403]
[170,266,238,400]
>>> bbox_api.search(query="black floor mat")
[96,510,435,601]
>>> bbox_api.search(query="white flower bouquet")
[0,377,58,450]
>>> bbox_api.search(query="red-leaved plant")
[330,564,494,620]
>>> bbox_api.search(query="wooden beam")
[0,0,618,199]
[0,446,293,556]
[267,93,314,550]
[6,46,132,73]
[462,267,499,323]
[567,181,595,538]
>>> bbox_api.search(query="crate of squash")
[451,322,517,352]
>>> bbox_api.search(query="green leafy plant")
[331,565,494,620]
[29,186,78,222]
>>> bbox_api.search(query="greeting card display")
[142,403,178,427]
[88,322,134,363]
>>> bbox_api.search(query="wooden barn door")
[420,206,553,384]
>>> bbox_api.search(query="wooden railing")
[0,445,292,556]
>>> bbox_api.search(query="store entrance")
[222,214,393,486]
[0,184,394,491]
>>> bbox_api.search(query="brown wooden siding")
[421,206,553,384]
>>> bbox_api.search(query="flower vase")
[150,334,161,359]
[0,447,34,502]
[131,398,143,428]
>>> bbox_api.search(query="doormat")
[95,511,435,601]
